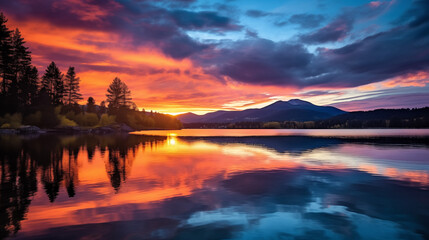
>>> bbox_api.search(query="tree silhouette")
[18,65,38,105]
[10,28,31,98]
[99,100,107,115]
[106,77,132,110]
[42,62,64,105]
[86,97,96,113]
[64,66,82,105]
[0,13,13,94]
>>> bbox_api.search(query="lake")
[1,129,429,240]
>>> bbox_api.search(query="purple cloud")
[300,2,390,44]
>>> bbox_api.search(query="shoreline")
[0,124,183,135]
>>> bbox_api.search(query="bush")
[82,113,99,127]
[0,113,22,128]
[65,111,76,121]
[59,116,78,127]
[73,114,84,126]
[1,123,11,128]
[99,114,116,126]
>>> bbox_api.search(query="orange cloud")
[382,71,429,88]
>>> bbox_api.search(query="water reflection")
[0,134,165,239]
[0,134,428,239]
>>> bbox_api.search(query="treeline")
[184,108,429,129]
[0,13,181,130]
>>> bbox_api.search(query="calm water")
[135,128,429,137]
[1,130,429,240]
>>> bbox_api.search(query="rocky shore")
[0,123,135,135]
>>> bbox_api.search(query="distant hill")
[316,107,429,128]
[327,108,429,122]
[177,99,346,123]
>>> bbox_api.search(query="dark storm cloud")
[195,39,313,86]
[300,1,390,44]
[311,21,429,87]
[0,0,238,59]
[160,34,209,59]
[194,1,429,88]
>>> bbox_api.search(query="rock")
[118,123,134,132]
[91,126,115,134]
[18,125,42,134]
[53,126,90,133]
[0,128,18,134]
[91,124,134,134]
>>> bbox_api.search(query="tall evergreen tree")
[11,28,31,92]
[53,74,65,105]
[106,77,132,109]
[10,28,33,107]
[42,62,64,105]
[18,66,38,105]
[0,13,13,94]
[121,83,132,107]
[64,66,82,105]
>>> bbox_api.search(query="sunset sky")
[1,0,428,114]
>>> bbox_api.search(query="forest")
[0,13,182,131]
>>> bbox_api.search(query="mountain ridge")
[177,99,346,123]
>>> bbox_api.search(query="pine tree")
[64,66,82,105]
[53,74,65,105]
[121,82,132,107]
[18,65,38,105]
[10,28,32,106]
[42,62,64,105]
[0,13,13,94]
[11,29,31,90]
[86,97,96,113]
[99,100,106,114]
[106,77,132,109]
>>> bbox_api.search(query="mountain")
[175,112,200,123]
[177,99,346,123]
